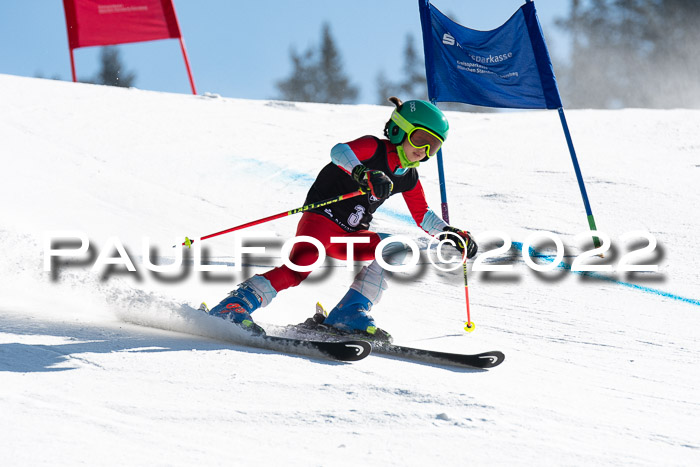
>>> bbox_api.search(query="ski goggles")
[391,110,444,158]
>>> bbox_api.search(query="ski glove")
[352,165,393,200]
[439,226,478,259]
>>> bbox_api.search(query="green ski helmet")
[384,97,449,146]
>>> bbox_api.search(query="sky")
[0,1,570,104]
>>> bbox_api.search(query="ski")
[195,303,371,362]
[283,306,505,369]
[250,334,371,362]
[288,329,503,369]
[370,342,504,369]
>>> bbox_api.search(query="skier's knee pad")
[350,263,388,304]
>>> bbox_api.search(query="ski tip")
[477,351,505,368]
[322,340,371,361]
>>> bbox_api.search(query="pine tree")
[275,23,358,104]
[398,35,428,99]
[556,0,700,108]
[275,48,318,103]
[317,24,358,104]
[376,34,427,105]
[95,47,136,88]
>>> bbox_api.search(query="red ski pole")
[463,259,475,332]
[180,189,365,247]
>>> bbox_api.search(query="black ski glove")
[439,226,478,259]
[352,165,393,200]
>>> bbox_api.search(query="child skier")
[207,97,477,338]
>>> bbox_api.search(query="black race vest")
[304,136,419,232]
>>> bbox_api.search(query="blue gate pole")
[432,100,450,224]
[435,147,450,224]
[558,107,601,248]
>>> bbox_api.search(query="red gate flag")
[63,0,181,49]
[62,0,196,94]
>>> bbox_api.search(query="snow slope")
[1,73,699,466]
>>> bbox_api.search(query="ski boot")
[208,282,265,336]
[322,289,392,342]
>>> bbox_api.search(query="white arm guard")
[330,143,362,174]
[420,209,448,236]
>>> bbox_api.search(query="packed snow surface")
[1,74,699,466]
